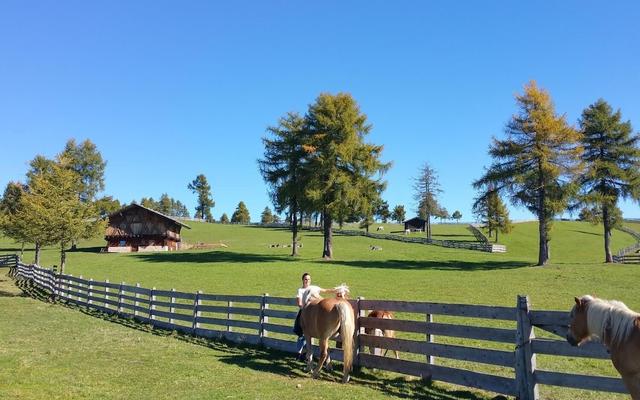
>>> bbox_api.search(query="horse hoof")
[342,376,350,384]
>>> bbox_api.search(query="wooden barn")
[105,204,190,252]
[404,217,427,232]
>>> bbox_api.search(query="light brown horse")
[567,295,640,399]
[365,310,400,359]
[300,285,355,383]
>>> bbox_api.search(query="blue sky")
[1,1,639,222]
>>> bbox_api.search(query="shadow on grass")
[133,250,296,264]
[12,277,494,400]
[570,230,601,237]
[322,259,532,271]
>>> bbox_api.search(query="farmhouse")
[105,203,190,252]
[403,217,427,232]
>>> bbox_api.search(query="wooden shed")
[404,217,427,232]
[105,204,190,252]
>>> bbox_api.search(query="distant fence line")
[467,224,490,243]
[303,227,507,253]
[7,257,627,399]
[613,225,640,264]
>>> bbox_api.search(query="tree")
[451,210,462,223]
[231,201,251,224]
[474,81,581,265]
[188,174,214,222]
[375,200,391,223]
[304,93,390,259]
[577,99,640,262]
[94,196,122,219]
[17,161,103,273]
[220,213,230,224]
[0,182,29,258]
[261,206,274,224]
[158,193,173,215]
[258,112,308,255]
[60,139,106,203]
[391,205,406,224]
[473,187,512,242]
[414,163,442,239]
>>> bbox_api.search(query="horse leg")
[304,335,314,373]
[313,338,329,379]
[621,373,640,400]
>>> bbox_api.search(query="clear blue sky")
[1,1,639,222]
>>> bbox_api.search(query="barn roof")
[108,203,191,229]
[403,217,427,224]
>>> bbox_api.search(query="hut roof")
[403,217,426,225]
[108,203,191,229]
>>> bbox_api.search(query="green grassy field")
[1,220,638,399]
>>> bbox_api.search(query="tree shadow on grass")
[570,230,601,237]
[321,259,532,271]
[12,278,494,400]
[133,250,296,264]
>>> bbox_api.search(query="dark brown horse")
[300,285,355,383]
[365,310,399,359]
[567,295,640,399]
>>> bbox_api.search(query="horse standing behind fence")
[567,295,640,399]
[365,310,400,359]
[300,284,355,383]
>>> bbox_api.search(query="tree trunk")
[322,210,333,259]
[60,242,67,274]
[603,205,613,263]
[426,215,431,239]
[34,241,41,265]
[20,242,25,260]
[495,229,499,243]
[291,205,299,257]
[538,216,550,266]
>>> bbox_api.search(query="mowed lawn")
[1,220,639,399]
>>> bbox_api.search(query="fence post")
[259,293,269,344]
[104,279,110,310]
[134,283,141,317]
[426,313,435,365]
[78,275,84,304]
[227,301,234,332]
[170,288,176,325]
[355,296,365,368]
[88,278,94,306]
[515,295,538,400]
[191,290,202,333]
[149,287,156,322]
[118,282,125,314]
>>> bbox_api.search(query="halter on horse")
[300,284,355,383]
[567,295,640,399]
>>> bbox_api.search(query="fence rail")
[0,254,18,268]
[8,261,626,399]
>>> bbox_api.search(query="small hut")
[105,204,190,252]
[404,217,427,232]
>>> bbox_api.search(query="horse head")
[567,295,594,346]
[334,283,350,299]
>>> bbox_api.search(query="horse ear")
[574,297,581,306]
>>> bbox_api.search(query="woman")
[293,272,335,360]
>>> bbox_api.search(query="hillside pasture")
[1,220,639,399]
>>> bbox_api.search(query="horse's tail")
[336,300,355,382]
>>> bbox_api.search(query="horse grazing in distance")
[567,295,640,399]
[300,284,355,383]
[365,310,400,359]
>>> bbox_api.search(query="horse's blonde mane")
[302,286,322,306]
[582,295,639,346]
[334,283,349,297]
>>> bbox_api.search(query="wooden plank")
[263,322,295,335]
[430,363,516,396]
[153,300,194,310]
[198,293,262,303]
[152,310,194,322]
[531,339,610,359]
[530,310,568,326]
[360,335,514,367]
[153,290,196,300]
[118,293,150,305]
[193,327,261,346]
[264,296,297,306]
[263,309,297,319]
[262,337,298,353]
[359,300,515,320]
[120,284,152,296]
[198,305,262,317]
[535,370,627,393]
[197,316,260,330]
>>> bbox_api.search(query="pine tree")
[220,213,230,224]
[474,81,581,265]
[188,174,214,222]
[0,182,29,258]
[414,163,442,239]
[261,207,274,224]
[231,201,251,224]
[60,139,106,203]
[577,99,640,262]
[391,205,406,224]
[304,93,390,259]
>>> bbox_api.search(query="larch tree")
[304,93,389,259]
[188,174,215,222]
[0,182,29,259]
[577,99,640,262]
[413,163,442,240]
[391,205,406,224]
[231,201,251,224]
[60,139,106,203]
[474,81,581,265]
[261,206,274,224]
[258,112,308,255]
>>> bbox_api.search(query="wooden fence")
[304,227,507,253]
[9,262,627,399]
[0,254,18,268]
